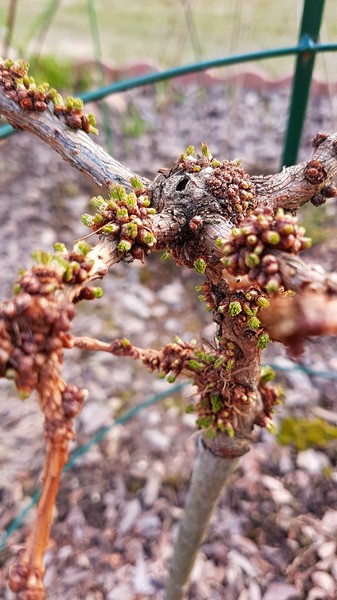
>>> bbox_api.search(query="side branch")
[252,133,337,211]
[0,86,147,191]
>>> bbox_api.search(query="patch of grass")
[121,103,148,138]
[27,54,92,92]
[277,417,337,451]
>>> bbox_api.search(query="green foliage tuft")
[277,417,337,451]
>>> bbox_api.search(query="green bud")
[222,245,233,258]
[125,195,137,209]
[117,239,132,252]
[33,250,51,265]
[37,83,49,94]
[143,232,155,246]
[73,97,84,110]
[50,91,63,107]
[130,176,143,190]
[107,199,118,210]
[228,301,242,317]
[204,427,217,439]
[102,223,119,234]
[13,283,21,295]
[5,368,16,380]
[266,279,280,294]
[215,237,225,248]
[88,113,96,126]
[211,159,221,167]
[247,234,258,245]
[194,258,207,274]
[265,231,281,245]
[117,208,129,221]
[214,356,224,368]
[193,165,201,172]
[122,222,138,238]
[167,374,176,383]
[188,359,204,372]
[185,404,195,413]
[54,242,67,253]
[247,316,260,330]
[243,304,254,316]
[260,365,275,382]
[186,145,195,156]
[211,395,221,413]
[266,420,276,435]
[245,253,260,269]
[225,423,235,438]
[201,142,212,159]
[257,296,270,308]
[110,184,127,203]
[226,359,233,371]
[66,96,84,110]
[63,264,73,282]
[75,241,92,256]
[197,416,212,429]
[204,354,214,364]
[161,250,171,261]
[92,287,103,298]
[258,333,270,349]
[241,226,252,235]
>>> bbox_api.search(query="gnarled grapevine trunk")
[1,59,337,599]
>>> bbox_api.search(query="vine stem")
[166,435,240,600]
[8,369,72,599]
[25,436,67,578]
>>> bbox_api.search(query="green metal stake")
[282,0,326,167]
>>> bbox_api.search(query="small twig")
[0,86,147,191]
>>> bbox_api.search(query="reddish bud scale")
[221,206,311,295]
[0,58,97,135]
[82,183,157,260]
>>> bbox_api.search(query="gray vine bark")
[166,436,240,600]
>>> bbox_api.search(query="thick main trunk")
[166,435,241,600]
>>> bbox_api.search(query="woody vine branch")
[1,59,337,599]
